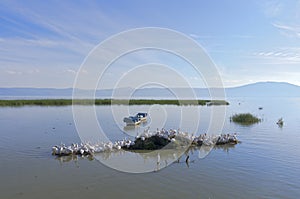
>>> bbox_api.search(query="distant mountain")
[226,82,300,97]
[0,82,299,99]
[0,87,115,99]
[0,88,73,97]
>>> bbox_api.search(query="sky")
[1,0,300,88]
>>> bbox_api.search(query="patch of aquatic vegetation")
[230,113,261,125]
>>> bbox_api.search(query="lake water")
[0,97,300,199]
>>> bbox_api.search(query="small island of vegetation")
[0,99,229,107]
[230,113,261,125]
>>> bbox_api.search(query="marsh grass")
[0,99,229,107]
[230,113,261,125]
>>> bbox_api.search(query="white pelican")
[157,153,161,165]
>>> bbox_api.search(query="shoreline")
[0,99,229,107]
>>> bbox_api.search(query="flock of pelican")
[52,140,134,156]
[137,128,238,146]
[52,128,239,156]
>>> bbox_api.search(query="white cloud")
[0,1,139,88]
[189,34,200,39]
[253,47,300,64]
[6,70,21,75]
[4,68,40,75]
[65,69,76,75]
[1,1,300,88]
[189,33,213,40]
[273,23,300,38]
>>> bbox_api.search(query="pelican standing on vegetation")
[157,153,161,165]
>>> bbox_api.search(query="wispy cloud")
[253,47,300,64]
[5,68,40,75]
[5,70,22,75]
[272,23,300,38]
[0,1,126,87]
[64,69,77,75]
[1,1,300,88]
[189,34,213,40]
[189,34,200,39]
[1,1,113,42]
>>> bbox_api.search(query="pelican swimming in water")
[277,118,284,126]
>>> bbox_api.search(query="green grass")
[230,113,261,125]
[0,99,73,106]
[207,100,230,106]
[0,99,229,107]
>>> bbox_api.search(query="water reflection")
[54,144,237,169]
[214,143,236,152]
[122,121,148,137]
[55,154,94,164]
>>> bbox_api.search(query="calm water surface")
[0,97,300,199]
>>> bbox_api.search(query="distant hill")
[0,88,113,98]
[0,88,73,97]
[225,82,300,97]
[0,82,299,99]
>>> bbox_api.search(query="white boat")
[123,112,147,126]
[136,112,147,121]
[123,116,141,126]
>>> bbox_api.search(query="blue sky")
[1,0,300,88]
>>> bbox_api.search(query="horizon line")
[0,81,299,90]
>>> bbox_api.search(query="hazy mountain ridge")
[225,82,300,97]
[0,82,299,98]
